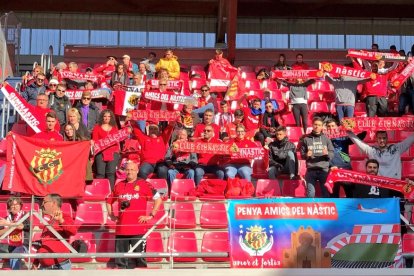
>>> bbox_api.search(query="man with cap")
[122,54,138,79]
[94,55,118,82]
[75,90,100,134]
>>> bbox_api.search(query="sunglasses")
[203,129,213,133]
[82,97,91,100]
[37,78,45,82]
[49,84,57,87]
[159,83,167,86]
[57,89,65,92]
[201,89,209,92]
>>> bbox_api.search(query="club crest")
[30,148,63,185]
[239,225,274,256]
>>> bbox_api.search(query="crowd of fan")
[3,43,414,199]
[2,43,414,270]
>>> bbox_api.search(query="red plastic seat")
[309,101,330,113]
[306,91,321,104]
[168,202,196,229]
[395,131,414,142]
[0,202,8,218]
[285,126,304,142]
[146,201,166,229]
[310,80,334,93]
[200,202,227,229]
[401,145,414,161]
[255,65,270,73]
[402,161,414,179]
[263,80,278,90]
[95,232,115,262]
[74,203,104,229]
[167,232,198,262]
[252,159,268,180]
[322,91,335,103]
[245,79,261,90]
[61,202,74,219]
[104,201,118,230]
[348,144,366,160]
[351,160,368,173]
[170,179,196,201]
[201,232,229,262]
[190,70,207,80]
[255,179,282,198]
[190,64,205,72]
[282,179,306,197]
[241,71,256,80]
[239,65,254,73]
[84,179,111,201]
[281,112,297,127]
[22,203,41,227]
[146,232,164,262]
[298,159,307,177]
[354,102,367,117]
[69,232,96,263]
[146,178,169,200]
[402,233,414,257]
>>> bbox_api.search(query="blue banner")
[227,198,401,268]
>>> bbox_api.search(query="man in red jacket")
[32,194,77,270]
[132,121,175,179]
[363,62,389,117]
[194,125,225,185]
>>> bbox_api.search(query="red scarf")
[7,210,25,247]
[326,169,414,199]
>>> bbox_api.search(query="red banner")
[93,127,130,155]
[147,79,183,91]
[271,70,323,79]
[64,89,110,100]
[341,117,414,132]
[3,133,90,197]
[59,70,103,83]
[324,128,349,139]
[173,141,263,159]
[144,91,198,106]
[347,49,407,62]
[390,58,414,89]
[319,62,374,79]
[1,83,41,133]
[128,110,180,122]
[325,169,414,199]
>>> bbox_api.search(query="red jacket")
[33,130,63,141]
[197,137,223,165]
[133,124,173,164]
[37,213,77,267]
[364,74,388,97]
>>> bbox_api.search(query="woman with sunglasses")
[75,90,100,135]
[257,99,289,146]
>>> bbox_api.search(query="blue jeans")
[195,165,224,185]
[193,103,215,117]
[167,168,195,187]
[224,164,252,182]
[9,246,27,270]
[336,105,354,121]
[138,162,168,179]
[40,259,71,270]
[305,169,330,198]
[268,151,296,179]
[136,120,146,133]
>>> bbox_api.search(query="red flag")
[3,133,90,197]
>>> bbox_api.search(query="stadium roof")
[2,0,414,18]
